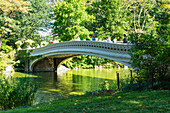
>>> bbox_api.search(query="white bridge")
[29,41,133,72]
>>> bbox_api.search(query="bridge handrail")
[29,41,133,57]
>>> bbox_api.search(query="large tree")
[53,0,94,41]
[0,0,51,49]
[0,0,29,49]
[127,0,170,84]
[86,0,131,39]
[8,0,51,46]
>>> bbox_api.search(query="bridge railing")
[30,41,133,56]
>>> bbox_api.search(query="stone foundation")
[33,58,54,72]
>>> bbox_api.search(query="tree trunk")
[152,72,154,89]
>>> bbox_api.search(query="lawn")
[2,90,170,113]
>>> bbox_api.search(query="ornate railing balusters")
[30,41,133,57]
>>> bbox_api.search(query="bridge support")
[31,57,66,72]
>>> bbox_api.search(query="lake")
[12,68,133,104]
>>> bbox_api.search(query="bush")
[123,80,170,91]
[123,82,151,91]
[0,75,39,110]
[0,39,16,71]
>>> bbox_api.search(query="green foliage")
[128,0,170,83]
[86,0,130,39]
[16,0,50,40]
[0,52,8,71]
[15,50,30,72]
[62,55,118,69]
[53,0,94,41]
[0,75,39,110]
[15,50,42,72]
[123,80,170,91]
[0,0,29,49]
[0,0,51,49]
[0,0,169,90]
[43,35,54,43]
[100,81,110,90]
[8,0,51,48]
[1,39,13,53]
[0,39,15,71]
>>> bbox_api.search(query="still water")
[13,68,132,104]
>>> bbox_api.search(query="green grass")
[2,90,170,113]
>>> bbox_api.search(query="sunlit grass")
[2,90,169,113]
[125,100,140,104]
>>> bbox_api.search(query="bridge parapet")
[30,41,133,56]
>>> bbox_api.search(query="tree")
[0,0,51,49]
[0,0,29,49]
[0,0,51,71]
[53,0,94,41]
[128,0,170,86]
[8,0,51,46]
[86,0,131,39]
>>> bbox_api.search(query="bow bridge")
[28,41,133,72]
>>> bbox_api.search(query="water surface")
[13,68,132,104]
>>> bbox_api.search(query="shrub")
[123,80,170,91]
[0,39,16,71]
[0,75,39,110]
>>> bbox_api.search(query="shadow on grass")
[3,90,169,113]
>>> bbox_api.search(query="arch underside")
[30,50,132,72]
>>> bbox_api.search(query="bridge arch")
[29,41,133,72]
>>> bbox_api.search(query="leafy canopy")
[53,0,94,41]
[0,0,30,49]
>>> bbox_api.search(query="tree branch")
[138,6,143,31]
[142,9,147,30]
[123,0,132,11]
[133,8,137,32]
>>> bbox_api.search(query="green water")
[13,68,132,104]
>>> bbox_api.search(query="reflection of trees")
[38,69,132,96]
[54,73,73,95]
[72,74,114,92]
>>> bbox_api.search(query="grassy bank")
[2,90,170,113]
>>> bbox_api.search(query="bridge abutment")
[31,57,65,72]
